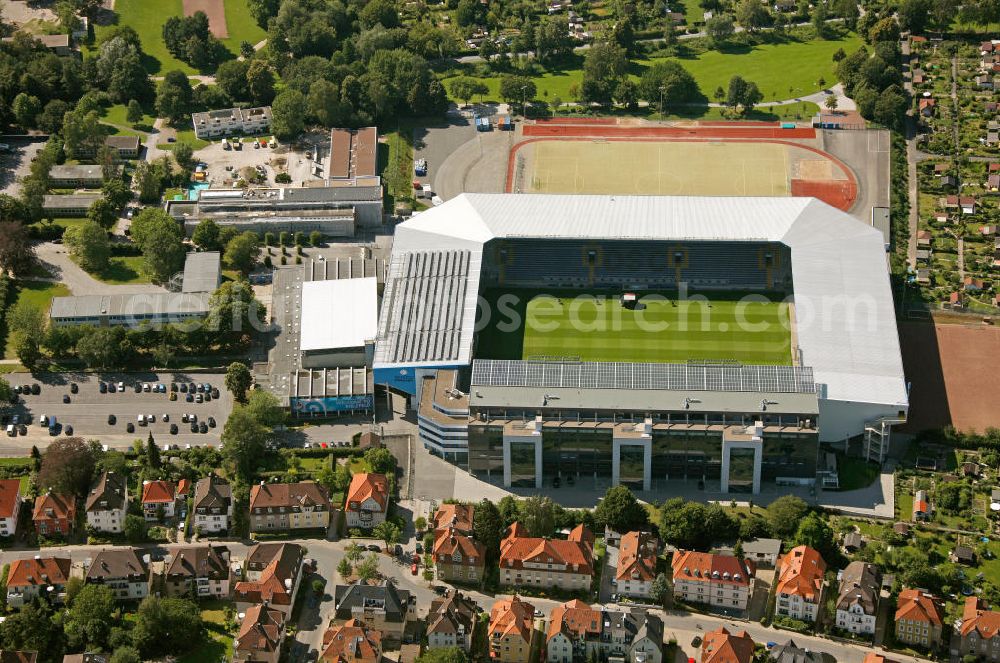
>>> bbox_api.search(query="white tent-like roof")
[301,277,378,352]
[375,194,908,433]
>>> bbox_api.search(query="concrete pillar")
[720,438,762,494]
[612,438,652,491]
[502,432,543,489]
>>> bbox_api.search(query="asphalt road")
[0,371,232,452]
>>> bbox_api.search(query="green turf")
[477,289,793,365]
[4,281,70,359]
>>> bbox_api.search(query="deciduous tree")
[225,362,253,402]
[65,220,111,272]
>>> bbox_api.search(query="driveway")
[34,242,166,296]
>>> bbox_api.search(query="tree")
[247,60,276,106]
[241,40,256,58]
[867,16,900,44]
[455,0,478,25]
[0,221,36,275]
[76,326,132,369]
[131,596,205,658]
[38,436,95,496]
[650,572,671,606]
[126,99,145,124]
[206,280,265,345]
[62,108,103,161]
[225,362,253,402]
[156,70,194,124]
[639,61,701,110]
[595,485,648,533]
[65,220,112,272]
[337,557,353,578]
[192,219,221,252]
[766,495,807,537]
[102,179,132,213]
[247,0,281,27]
[581,42,629,105]
[12,93,41,129]
[449,77,487,107]
[2,600,64,661]
[356,553,380,581]
[83,198,118,231]
[64,584,116,651]
[473,498,503,562]
[345,542,365,563]
[825,94,839,111]
[271,88,307,140]
[130,208,185,283]
[658,498,737,550]
[146,432,161,469]
[132,159,168,205]
[173,142,196,171]
[216,59,251,102]
[705,14,735,46]
[221,406,270,481]
[309,230,323,247]
[793,512,836,560]
[111,647,142,663]
[499,75,536,110]
[373,520,401,549]
[360,0,400,28]
[811,1,829,37]
[364,447,396,475]
[125,514,146,543]
[735,0,770,32]
[519,495,556,537]
[416,647,467,663]
[8,300,46,369]
[224,231,261,274]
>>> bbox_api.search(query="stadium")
[373,193,908,494]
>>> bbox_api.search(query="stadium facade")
[374,194,908,493]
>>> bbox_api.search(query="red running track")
[522,124,817,139]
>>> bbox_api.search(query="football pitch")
[524,140,791,196]
[477,290,793,365]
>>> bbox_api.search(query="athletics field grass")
[476,289,793,365]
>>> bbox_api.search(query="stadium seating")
[484,240,791,291]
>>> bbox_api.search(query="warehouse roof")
[50,292,211,320]
[182,251,222,293]
[42,194,101,208]
[376,194,908,411]
[300,277,378,352]
[49,164,105,180]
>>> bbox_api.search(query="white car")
[162,414,169,422]
[143,383,151,392]
[137,414,146,425]
[117,381,124,391]
[39,414,48,426]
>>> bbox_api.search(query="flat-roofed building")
[42,193,101,216]
[192,106,272,139]
[328,127,378,180]
[182,251,222,293]
[50,291,211,328]
[299,277,378,368]
[49,164,115,188]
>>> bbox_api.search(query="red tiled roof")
[250,481,331,510]
[672,551,754,587]
[0,479,21,519]
[617,531,658,582]
[235,604,284,655]
[321,619,382,663]
[489,595,534,645]
[896,588,943,625]
[6,557,70,587]
[961,597,1000,638]
[176,479,191,498]
[500,522,594,575]
[32,492,76,523]
[345,473,388,512]
[142,480,175,504]
[434,503,474,533]
[776,545,826,601]
[547,599,600,642]
[433,528,485,566]
[701,627,754,663]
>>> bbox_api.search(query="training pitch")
[477,290,794,365]
[523,140,792,196]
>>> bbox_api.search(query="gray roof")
[742,538,782,556]
[632,611,663,648]
[166,545,230,581]
[283,185,382,203]
[770,641,822,663]
[50,292,211,321]
[42,194,101,209]
[836,561,881,614]
[427,591,478,636]
[87,548,148,581]
[377,194,908,419]
[334,582,410,621]
[86,471,126,513]
[49,164,104,181]
[182,251,222,293]
[193,474,231,511]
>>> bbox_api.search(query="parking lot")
[0,139,46,197]
[0,371,233,453]
[195,139,285,187]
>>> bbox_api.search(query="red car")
[411,563,418,575]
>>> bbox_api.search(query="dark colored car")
[207,417,216,428]
[186,394,193,403]
[134,383,142,393]
[99,382,107,393]
[13,385,21,394]
[108,383,116,393]
[170,423,178,435]
[211,388,220,399]
[62,394,70,403]
[180,383,188,393]
[30,384,40,395]
[367,544,381,552]
[182,414,189,423]
[171,382,178,392]
[70,383,78,394]
[18,425,26,435]
[415,543,423,554]
[204,393,212,402]
[64,425,73,435]
[190,422,198,432]
[108,414,116,425]
[199,422,207,434]
[126,422,135,433]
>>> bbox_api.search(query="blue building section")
[374,365,468,395]
[291,394,373,417]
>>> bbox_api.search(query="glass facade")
[728,448,757,492]
[509,441,537,488]
[618,445,646,488]
[541,428,613,479]
[468,425,504,479]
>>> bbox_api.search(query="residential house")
[947,292,963,309]
[956,597,1000,661]
[489,595,536,663]
[433,503,474,535]
[775,546,826,623]
[333,582,413,646]
[0,478,23,538]
[164,545,234,599]
[192,106,272,140]
[919,98,936,116]
[249,481,332,533]
[141,480,176,521]
[103,135,141,159]
[916,268,931,285]
[944,195,977,214]
[193,474,233,534]
[842,531,865,553]
[951,545,976,564]
[605,610,663,663]
[433,527,486,584]
[0,653,37,663]
[615,531,659,599]
[964,277,986,292]
[499,522,595,592]
[5,557,71,608]
[85,548,151,601]
[344,473,389,530]
[913,490,931,521]
[934,163,949,174]
[978,74,995,89]
[894,588,944,649]
[700,627,754,663]
[769,641,822,663]
[234,543,304,618]
[546,599,601,663]
[233,603,285,663]
[737,538,782,568]
[320,618,382,663]
[0,33,73,55]
[671,550,755,612]
[894,522,911,537]
[85,471,128,534]
[835,561,881,636]
[426,590,479,651]
[33,491,76,536]
[357,431,382,450]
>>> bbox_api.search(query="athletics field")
[476,290,794,366]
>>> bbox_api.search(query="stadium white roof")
[376,194,908,412]
[301,277,378,352]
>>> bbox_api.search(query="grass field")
[477,289,793,365]
[4,281,70,359]
[96,0,265,74]
[525,140,791,196]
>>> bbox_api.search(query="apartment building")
[775,546,826,623]
[334,582,413,646]
[85,548,151,601]
[86,471,128,534]
[433,503,474,534]
[249,482,332,533]
[344,473,388,530]
[5,557,71,608]
[32,491,76,536]
[192,106,272,139]
[320,619,381,663]
[547,599,601,663]
[193,474,233,534]
[956,597,1000,661]
[835,562,881,636]
[0,478,23,537]
[894,588,944,649]
[233,603,285,663]
[234,543,304,618]
[701,627,754,663]
[489,595,536,663]
[499,523,595,591]
[426,590,479,651]
[671,551,755,611]
[164,545,234,599]
[141,480,177,521]
[615,531,659,599]
[433,527,486,584]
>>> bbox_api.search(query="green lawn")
[658,101,820,122]
[92,256,149,285]
[100,104,156,133]
[383,128,414,207]
[4,281,70,358]
[178,600,234,663]
[445,32,862,105]
[833,454,881,491]
[158,128,211,151]
[95,0,266,75]
[477,289,793,365]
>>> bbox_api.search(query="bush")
[275,172,292,184]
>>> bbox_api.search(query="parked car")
[169,392,177,401]
[186,394,194,403]
[108,414,116,425]
[199,422,208,434]
[170,424,178,435]
[62,394,70,403]
[70,383,78,394]
[126,422,135,433]
[208,417,216,428]
[180,383,188,393]
[411,563,418,575]
[162,414,169,422]
[64,425,73,435]
[30,384,39,395]
[108,383,116,393]
[99,382,107,394]
[367,544,381,552]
